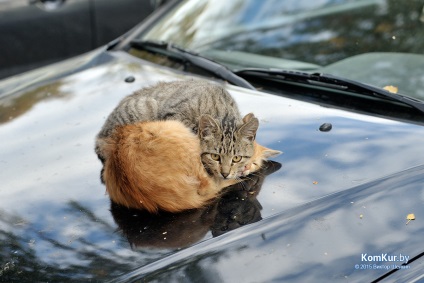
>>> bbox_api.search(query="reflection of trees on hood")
[0,82,68,125]
[0,60,146,125]
[0,201,144,282]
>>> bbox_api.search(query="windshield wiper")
[129,40,255,90]
[235,68,424,115]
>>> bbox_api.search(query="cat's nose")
[221,172,229,178]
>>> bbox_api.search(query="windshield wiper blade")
[129,40,255,90]
[235,68,424,114]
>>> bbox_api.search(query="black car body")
[1,0,424,282]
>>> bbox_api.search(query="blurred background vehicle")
[0,0,166,79]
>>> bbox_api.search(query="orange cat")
[99,120,280,213]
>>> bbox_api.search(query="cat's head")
[199,113,260,179]
[241,142,282,176]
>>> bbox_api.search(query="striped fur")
[96,80,259,180]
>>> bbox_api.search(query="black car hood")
[112,165,424,283]
[1,49,424,282]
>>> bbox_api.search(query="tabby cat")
[99,120,280,213]
[95,80,259,181]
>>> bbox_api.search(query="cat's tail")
[100,133,162,213]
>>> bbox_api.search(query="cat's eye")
[211,153,220,161]
[232,155,242,163]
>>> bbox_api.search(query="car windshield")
[131,0,424,100]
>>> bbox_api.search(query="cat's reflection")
[110,161,281,249]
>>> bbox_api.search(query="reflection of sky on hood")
[128,166,424,282]
[0,57,182,275]
[228,85,424,216]
[1,51,424,279]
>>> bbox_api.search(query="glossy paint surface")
[1,50,423,281]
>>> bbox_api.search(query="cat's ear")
[242,113,256,124]
[255,142,282,159]
[238,113,259,141]
[262,147,282,158]
[199,114,220,138]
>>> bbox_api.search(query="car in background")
[0,0,165,79]
[1,0,424,282]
